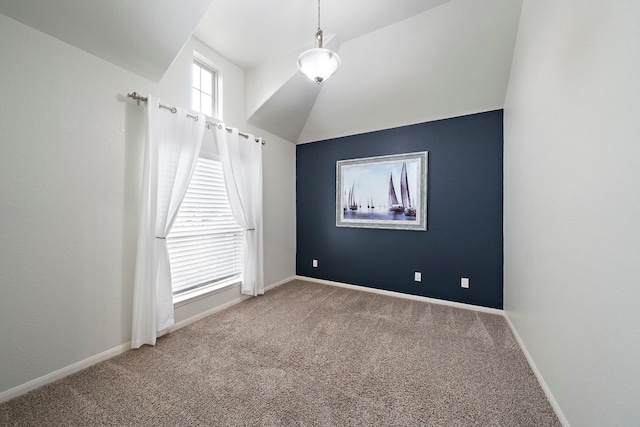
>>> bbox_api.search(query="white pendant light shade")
[297,0,340,84]
[297,48,341,84]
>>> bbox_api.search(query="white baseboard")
[171,276,295,331]
[504,314,570,427]
[171,293,252,331]
[265,275,296,291]
[0,276,296,404]
[295,276,569,423]
[0,275,568,427]
[294,275,504,316]
[0,342,131,404]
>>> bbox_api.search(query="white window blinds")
[167,156,242,295]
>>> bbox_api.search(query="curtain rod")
[127,92,265,145]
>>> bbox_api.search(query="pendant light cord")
[315,0,324,48]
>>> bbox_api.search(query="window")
[192,60,217,117]
[166,156,242,300]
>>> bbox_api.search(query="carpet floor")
[1,280,560,426]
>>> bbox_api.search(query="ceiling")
[0,0,524,144]
[0,0,212,82]
[194,0,452,70]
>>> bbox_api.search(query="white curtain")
[214,125,264,296]
[131,95,205,348]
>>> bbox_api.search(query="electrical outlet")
[414,272,422,282]
[461,277,469,289]
[312,259,318,268]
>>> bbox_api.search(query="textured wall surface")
[297,111,503,309]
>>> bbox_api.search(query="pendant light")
[297,0,341,84]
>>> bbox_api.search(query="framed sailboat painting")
[336,151,428,231]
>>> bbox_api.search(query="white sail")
[388,173,404,212]
[400,163,412,208]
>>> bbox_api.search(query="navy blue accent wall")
[296,110,504,309]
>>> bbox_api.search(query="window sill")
[173,278,241,307]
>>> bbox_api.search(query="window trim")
[173,276,241,307]
[192,51,222,120]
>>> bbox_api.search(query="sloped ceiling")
[194,0,452,70]
[0,0,213,82]
[0,0,523,144]
[298,0,523,143]
[195,0,523,143]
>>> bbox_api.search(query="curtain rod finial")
[127,91,147,106]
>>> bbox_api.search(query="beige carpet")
[1,280,560,426]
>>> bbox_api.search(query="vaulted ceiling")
[0,0,213,82]
[0,0,523,144]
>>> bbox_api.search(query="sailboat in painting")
[388,163,416,216]
[400,163,416,217]
[348,183,358,210]
[388,173,404,213]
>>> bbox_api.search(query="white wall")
[0,13,296,398]
[504,1,640,425]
